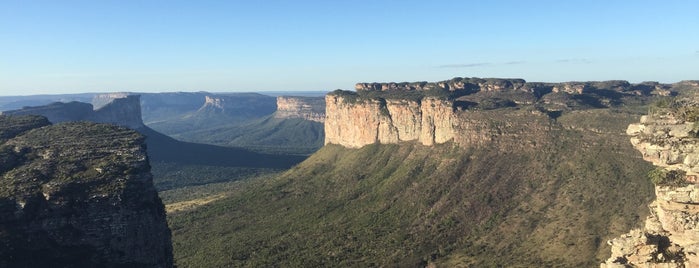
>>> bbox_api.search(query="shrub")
[648,168,687,186]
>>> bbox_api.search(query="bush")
[648,168,687,186]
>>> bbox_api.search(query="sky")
[1,0,698,95]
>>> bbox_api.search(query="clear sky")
[1,0,698,95]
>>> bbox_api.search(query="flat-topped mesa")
[603,95,699,267]
[326,77,693,149]
[92,92,131,109]
[2,94,145,129]
[274,96,326,122]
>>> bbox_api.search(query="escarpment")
[2,95,145,129]
[274,96,325,122]
[603,95,699,267]
[0,115,173,267]
[326,77,693,149]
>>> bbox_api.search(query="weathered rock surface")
[603,96,699,267]
[0,115,173,267]
[274,96,325,122]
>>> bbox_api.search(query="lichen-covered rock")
[0,116,173,267]
[603,95,699,267]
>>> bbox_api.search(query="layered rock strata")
[324,94,552,148]
[0,115,173,267]
[274,96,325,122]
[326,76,681,149]
[602,96,699,267]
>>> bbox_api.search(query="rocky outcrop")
[0,115,173,267]
[274,96,325,122]
[1,95,145,129]
[602,96,699,267]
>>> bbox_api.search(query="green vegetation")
[167,108,655,267]
[648,167,688,187]
[150,162,280,191]
[166,117,324,155]
[649,96,699,122]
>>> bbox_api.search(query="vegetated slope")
[145,93,276,136]
[169,116,324,154]
[137,126,306,190]
[168,108,655,267]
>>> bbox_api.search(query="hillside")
[168,106,656,267]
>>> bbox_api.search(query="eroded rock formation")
[274,96,325,122]
[0,115,173,267]
[602,95,699,267]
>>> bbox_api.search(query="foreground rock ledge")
[0,115,173,267]
[602,96,699,267]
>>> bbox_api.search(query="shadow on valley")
[138,126,306,169]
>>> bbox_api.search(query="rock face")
[274,96,325,122]
[602,96,699,267]
[2,95,145,129]
[0,115,173,267]
[327,76,680,149]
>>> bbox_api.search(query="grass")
[167,107,655,267]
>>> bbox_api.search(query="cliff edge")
[325,77,688,149]
[0,115,173,267]
[602,95,699,267]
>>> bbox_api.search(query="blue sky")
[1,0,698,95]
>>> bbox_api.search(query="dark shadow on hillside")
[137,126,306,168]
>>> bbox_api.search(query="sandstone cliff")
[274,96,325,122]
[602,95,699,267]
[0,115,173,267]
[325,77,681,149]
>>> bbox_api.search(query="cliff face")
[91,95,144,129]
[0,115,173,267]
[92,92,130,110]
[325,78,698,149]
[2,95,145,129]
[603,96,699,267]
[274,96,325,122]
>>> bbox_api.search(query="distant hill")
[1,96,306,191]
